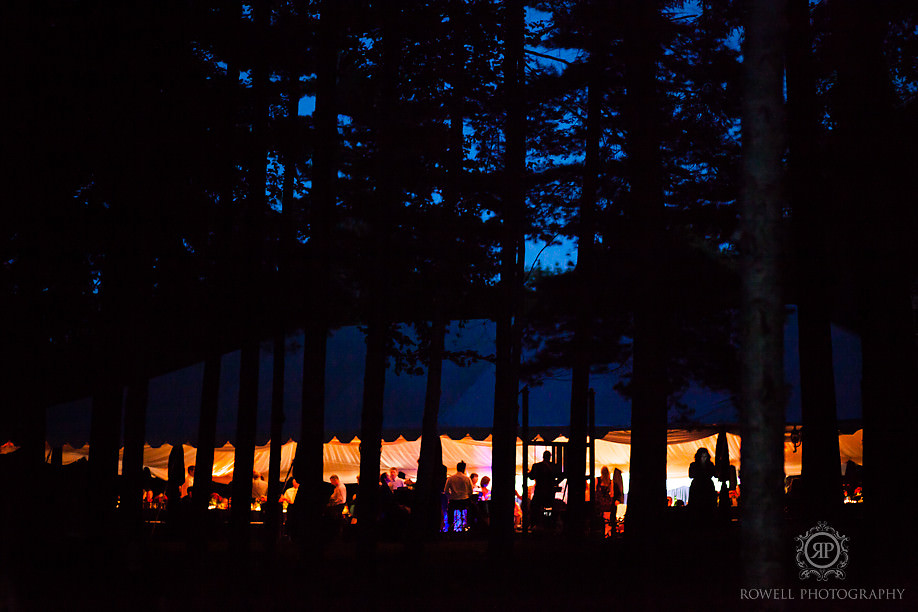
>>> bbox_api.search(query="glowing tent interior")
[26,427,863,504]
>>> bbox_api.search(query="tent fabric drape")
[43,429,863,486]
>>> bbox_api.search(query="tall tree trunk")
[6,185,54,559]
[265,72,301,550]
[740,0,789,591]
[119,231,153,539]
[297,0,337,556]
[193,352,221,541]
[786,0,841,520]
[89,219,135,543]
[412,314,446,545]
[489,0,525,562]
[567,0,606,540]
[88,378,123,541]
[832,0,918,573]
[193,1,239,546]
[622,0,667,544]
[357,0,400,560]
[266,331,285,544]
[410,0,464,549]
[358,320,388,556]
[230,341,260,551]
[120,374,149,537]
[229,0,268,553]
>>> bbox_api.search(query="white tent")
[46,428,863,500]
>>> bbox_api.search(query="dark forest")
[2,0,917,609]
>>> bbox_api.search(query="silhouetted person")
[527,451,558,530]
[280,478,299,505]
[611,468,624,530]
[327,475,347,511]
[468,472,480,528]
[387,467,405,490]
[378,472,396,524]
[251,470,268,504]
[478,475,491,528]
[596,466,614,537]
[444,461,473,532]
[166,445,186,528]
[142,467,156,507]
[435,462,448,533]
[321,475,347,537]
[688,447,716,522]
[842,460,863,501]
[180,465,195,498]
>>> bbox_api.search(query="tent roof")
[40,313,864,447]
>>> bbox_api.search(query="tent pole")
[521,386,529,535]
[589,388,595,517]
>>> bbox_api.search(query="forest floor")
[4,509,916,611]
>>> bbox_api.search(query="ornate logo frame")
[795,521,849,581]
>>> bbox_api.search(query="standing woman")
[478,476,491,527]
[596,466,614,537]
[688,447,717,521]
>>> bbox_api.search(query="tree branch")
[524,48,573,66]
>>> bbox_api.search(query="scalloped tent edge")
[13,426,863,488]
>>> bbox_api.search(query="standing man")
[320,475,348,537]
[325,474,348,536]
[387,467,405,490]
[527,450,558,530]
[444,461,473,532]
[328,475,347,511]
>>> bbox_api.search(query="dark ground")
[3,507,916,612]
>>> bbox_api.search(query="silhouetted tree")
[740,0,788,591]
[621,0,668,543]
[296,0,339,556]
[563,0,611,541]
[230,0,269,553]
[786,0,841,519]
[490,0,526,561]
[191,1,243,547]
[830,0,918,572]
[193,353,222,543]
[357,0,402,558]
[411,0,467,548]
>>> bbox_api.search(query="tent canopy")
[46,428,864,493]
[42,313,864,447]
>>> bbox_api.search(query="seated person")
[180,465,195,498]
[280,478,299,505]
[252,471,268,503]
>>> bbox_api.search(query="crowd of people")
[134,446,759,537]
